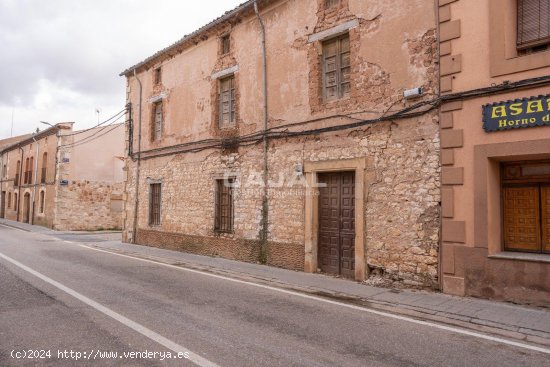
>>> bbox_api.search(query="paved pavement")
[0,219,549,366]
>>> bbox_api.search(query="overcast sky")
[0,0,244,140]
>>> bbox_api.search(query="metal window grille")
[149,183,161,226]
[215,178,234,233]
[322,34,351,102]
[517,0,550,49]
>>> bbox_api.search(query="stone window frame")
[473,137,550,262]
[489,0,550,76]
[303,158,367,281]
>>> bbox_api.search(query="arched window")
[41,152,48,183]
[39,191,45,214]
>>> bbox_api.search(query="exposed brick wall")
[136,229,304,271]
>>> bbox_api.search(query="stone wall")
[54,180,123,231]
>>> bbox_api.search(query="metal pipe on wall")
[31,135,39,225]
[132,69,143,244]
[254,0,270,263]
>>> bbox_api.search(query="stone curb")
[85,243,550,348]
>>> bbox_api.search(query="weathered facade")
[438,0,550,306]
[121,0,441,288]
[0,123,125,231]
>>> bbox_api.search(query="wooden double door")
[318,171,355,278]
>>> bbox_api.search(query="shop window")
[219,75,236,128]
[152,101,163,141]
[322,34,351,102]
[517,0,550,53]
[501,161,550,254]
[149,183,161,226]
[214,178,234,233]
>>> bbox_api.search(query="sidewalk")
[0,219,121,235]
[1,218,549,347]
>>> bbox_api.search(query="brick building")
[120,0,441,288]
[438,0,550,307]
[0,122,125,231]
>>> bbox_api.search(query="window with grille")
[149,183,161,226]
[7,192,11,209]
[152,102,163,141]
[219,76,236,128]
[322,34,351,102]
[15,161,20,186]
[215,178,234,233]
[221,34,231,55]
[517,0,550,50]
[14,193,17,211]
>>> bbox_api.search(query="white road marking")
[80,244,550,355]
[0,251,219,367]
[0,223,27,232]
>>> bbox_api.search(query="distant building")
[0,122,125,231]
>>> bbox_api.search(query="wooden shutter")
[153,103,162,141]
[324,0,340,9]
[219,76,235,127]
[323,34,351,101]
[517,0,550,49]
[503,186,541,251]
[542,186,550,252]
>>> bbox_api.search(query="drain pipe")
[254,0,269,263]
[132,69,143,244]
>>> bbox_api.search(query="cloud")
[0,0,244,139]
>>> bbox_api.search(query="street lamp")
[40,121,55,128]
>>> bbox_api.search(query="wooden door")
[318,172,355,278]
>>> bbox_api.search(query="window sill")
[489,251,550,264]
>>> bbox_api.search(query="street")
[0,224,548,367]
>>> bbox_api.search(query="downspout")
[31,135,39,225]
[254,0,269,263]
[132,69,143,244]
[16,146,23,222]
[435,0,443,291]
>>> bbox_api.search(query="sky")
[0,0,244,140]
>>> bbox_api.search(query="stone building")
[0,122,125,231]
[438,0,550,307]
[120,0,441,288]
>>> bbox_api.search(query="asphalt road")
[0,225,548,367]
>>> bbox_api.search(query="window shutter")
[517,0,550,49]
[154,103,163,140]
[323,38,339,101]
